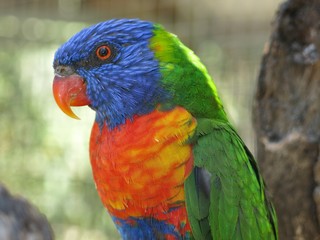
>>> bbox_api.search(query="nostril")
[54,65,75,77]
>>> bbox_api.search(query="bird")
[52,18,278,239]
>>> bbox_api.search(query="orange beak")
[52,74,91,119]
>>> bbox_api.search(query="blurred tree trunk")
[0,184,53,240]
[253,0,320,239]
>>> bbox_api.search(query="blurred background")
[0,0,282,239]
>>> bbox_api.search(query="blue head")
[53,19,170,129]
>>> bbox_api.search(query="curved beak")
[52,73,91,119]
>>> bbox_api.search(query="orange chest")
[89,107,196,218]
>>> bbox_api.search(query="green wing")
[185,119,278,240]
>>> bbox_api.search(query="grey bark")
[0,184,53,240]
[253,0,320,239]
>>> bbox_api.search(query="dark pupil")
[99,47,109,56]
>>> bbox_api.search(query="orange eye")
[96,45,112,60]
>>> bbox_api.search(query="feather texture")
[185,120,277,239]
[90,106,196,238]
[53,18,278,239]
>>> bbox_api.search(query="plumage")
[52,18,278,239]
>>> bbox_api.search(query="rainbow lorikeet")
[52,19,278,239]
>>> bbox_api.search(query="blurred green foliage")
[0,0,282,239]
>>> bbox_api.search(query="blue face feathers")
[54,19,170,129]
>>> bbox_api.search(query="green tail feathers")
[185,120,278,239]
